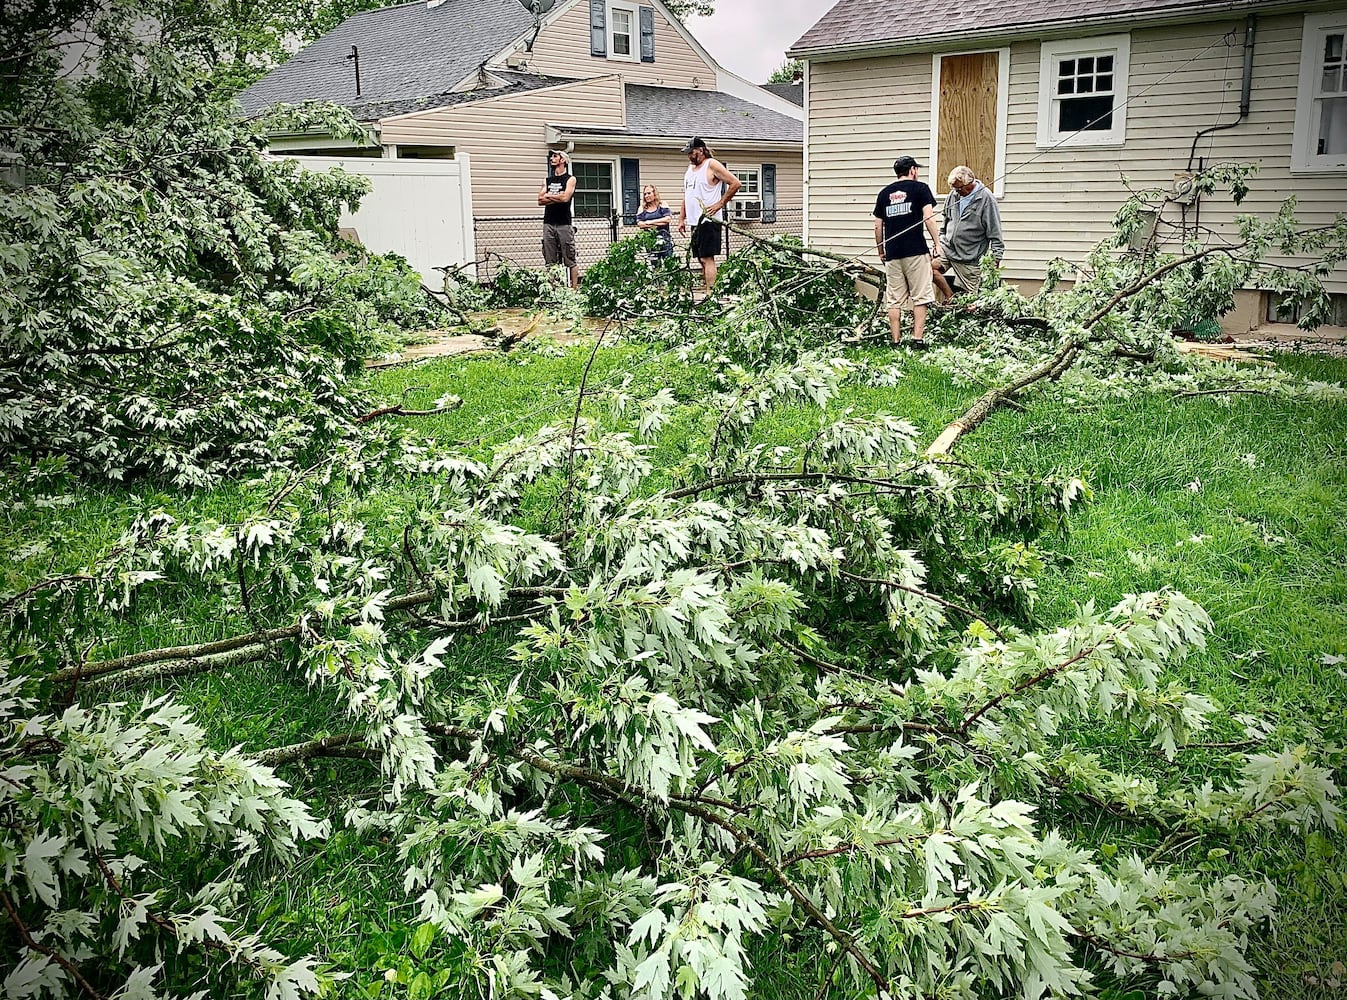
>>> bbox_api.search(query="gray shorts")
[543,223,577,268]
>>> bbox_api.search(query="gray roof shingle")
[790,0,1269,56]
[587,84,802,142]
[237,0,532,114]
[760,82,805,106]
[341,71,580,121]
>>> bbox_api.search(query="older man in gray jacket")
[939,165,1003,293]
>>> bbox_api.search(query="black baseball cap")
[681,136,708,153]
[893,155,923,175]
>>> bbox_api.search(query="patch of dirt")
[367,310,603,367]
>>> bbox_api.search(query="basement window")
[1266,291,1347,327]
[1037,34,1130,148]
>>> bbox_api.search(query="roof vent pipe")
[347,44,361,97]
[1186,15,1255,171]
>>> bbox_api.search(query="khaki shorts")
[542,223,577,268]
[883,255,935,310]
[947,258,982,293]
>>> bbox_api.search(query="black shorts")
[690,219,722,259]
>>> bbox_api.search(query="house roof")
[790,0,1273,57]
[615,84,803,141]
[760,82,805,106]
[236,0,532,114]
[345,71,580,121]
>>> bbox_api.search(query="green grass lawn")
[7,338,1345,998]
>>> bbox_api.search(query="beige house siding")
[380,77,626,216]
[806,11,1347,298]
[585,145,803,237]
[524,0,716,90]
[806,53,932,265]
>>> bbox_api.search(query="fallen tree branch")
[925,241,1258,458]
[836,568,1006,640]
[2,890,105,1000]
[255,733,379,767]
[958,641,1102,736]
[512,745,893,996]
[356,399,463,424]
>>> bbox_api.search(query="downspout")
[1186,15,1256,171]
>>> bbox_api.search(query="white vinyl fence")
[281,153,476,286]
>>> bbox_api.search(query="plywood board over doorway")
[935,52,999,195]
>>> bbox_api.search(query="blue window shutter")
[761,163,777,223]
[620,158,640,225]
[590,0,606,57]
[639,6,655,63]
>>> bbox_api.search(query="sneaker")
[908,339,929,351]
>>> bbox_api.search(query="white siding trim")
[1036,33,1131,149]
[1291,10,1347,174]
[927,47,1010,197]
[802,58,810,245]
[608,1,640,62]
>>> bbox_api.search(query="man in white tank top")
[677,137,740,289]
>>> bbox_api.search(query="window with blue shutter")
[639,7,655,63]
[761,163,777,223]
[620,158,640,225]
[590,0,606,57]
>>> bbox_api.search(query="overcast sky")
[685,1,834,84]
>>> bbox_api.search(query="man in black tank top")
[539,149,578,287]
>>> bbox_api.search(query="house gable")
[501,0,718,89]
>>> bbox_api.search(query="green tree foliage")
[3,8,1345,982]
[664,0,716,19]
[0,0,434,486]
[767,59,804,84]
[8,170,1347,996]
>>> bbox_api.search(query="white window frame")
[1292,11,1347,174]
[570,157,620,221]
[607,2,639,63]
[1036,34,1131,149]
[928,47,1010,198]
[729,167,761,220]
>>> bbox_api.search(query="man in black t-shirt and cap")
[538,149,578,288]
[872,155,942,348]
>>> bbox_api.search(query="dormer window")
[610,3,636,59]
[590,0,654,63]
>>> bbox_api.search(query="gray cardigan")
[941,184,1004,264]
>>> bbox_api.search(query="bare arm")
[923,204,941,257]
[704,158,741,218]
[539,176,577,206]
[874,217,885,260]
[640,206,672,229]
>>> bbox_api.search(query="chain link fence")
[472,208,803,282]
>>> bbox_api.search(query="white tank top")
[683,161,723,227]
